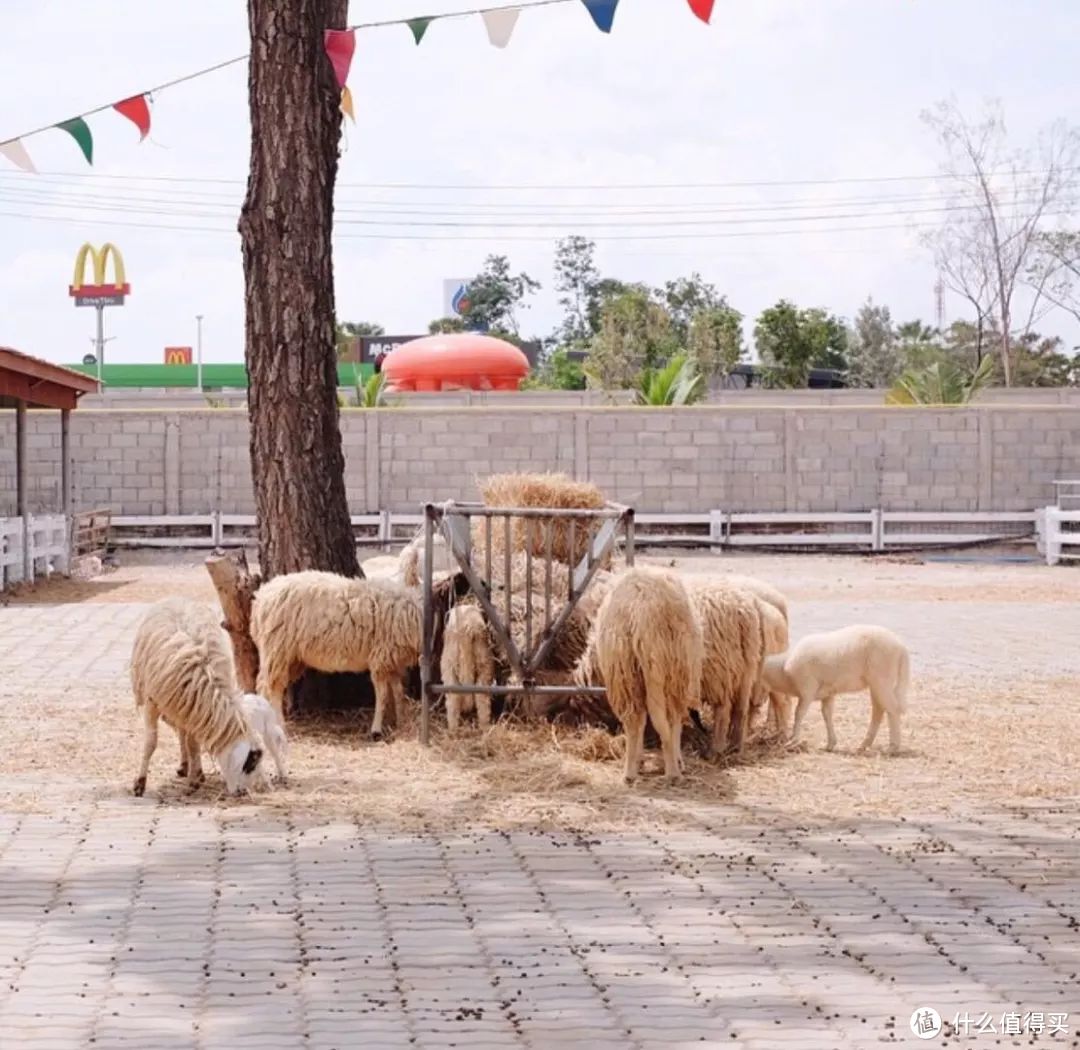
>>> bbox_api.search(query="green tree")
[754,300,848,387]
[584,277,632,335]
[686,304,744,382]
[460,254,540,335]
[846,300,901,388]
[887,355,995,405]
[553,236,600,346]
[335,320,385,359]
[658,273,721,345]
[525,347,587,390]
[428,316,467,334]
[584,287,678,390]
[896,320,946,371]
[635,354,706,406]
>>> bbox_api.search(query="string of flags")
[0,0,711,172]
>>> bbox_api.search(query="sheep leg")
[621,709,646,785]
[369,671,397,741]
[859,698,884,753]
[264,724,289,783]
[788,693,813,750]
[446,689,461,734]
[709,702,731,760]
[475,693,492,732]
[886,706,902,756]
[133,704,159,797]
[176,729,189,777]
[727,678,754,754]
[184,733,205,785]
[644,695,681,785]
[821,696,838,752]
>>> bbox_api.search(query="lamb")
[573,567,702,784]
[179,692,289,787]
[250,569,469,740]
[684,579,767,757]
[761,624,911,755]
[440,605,496,732]
[130,598,264,797]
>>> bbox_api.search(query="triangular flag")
[581,0,619,33]
[56,117,93,165]
[0,139,36,173]
[407,17,433,45]
[482,8,520,48]
[341,85,355,122]
[323,29,356,89]
[113,95,151,141]
[686,0,715,22]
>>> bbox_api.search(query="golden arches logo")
[69,242,130,302]
[164,347,193,365]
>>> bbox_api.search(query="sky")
[1,0,1078,366]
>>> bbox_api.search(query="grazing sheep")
[761,625,911,755]
[756,598,792,737]
[239,693,289,783]
[684,579,767,757]
[250,570,469,740]
[574,567,702,784]
[440,605,496,732]
[130,598,264,798]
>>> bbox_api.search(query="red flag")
[687,0,715,22]
[113,95,151,140]
[324,29,356,89]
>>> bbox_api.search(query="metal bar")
[484,514,492,585]
[544,518,553,631]
[503,514,511,645]
[524,534,533,657]
[419,505,437,746]
[16,399,29,582]
[567,519,576,601]
[428,684,607,697]
[451,505,625,520]
[624,508,635,567]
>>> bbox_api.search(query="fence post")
[871,508,884,552]
[708,509,725,546]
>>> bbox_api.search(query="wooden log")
[205,548,261,692]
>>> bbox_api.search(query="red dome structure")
[382,334,530,392]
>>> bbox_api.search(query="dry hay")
[473,471,610,569]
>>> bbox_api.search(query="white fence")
[1037,507,1080,565]
[0,514,70,587]
[105,509,1038,555]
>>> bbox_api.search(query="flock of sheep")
[128,524,912,798]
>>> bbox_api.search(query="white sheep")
[574,567,702,784]
[179,692,289,787]
[761,624,911,755]
[397,531,454,587]
[250,570,468,740]
[440,605,496,732]
[130,598,265,797]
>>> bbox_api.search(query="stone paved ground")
[1,557,1078,1048]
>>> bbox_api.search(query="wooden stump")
[205,548,261,693]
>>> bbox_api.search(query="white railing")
[1037,506,1080,565]
[0,514,70,587]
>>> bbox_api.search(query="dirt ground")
[1,548,1077,830]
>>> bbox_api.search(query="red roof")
[0,347,99,410]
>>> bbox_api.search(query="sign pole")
[196,314,204,392]
[95,304,104,388]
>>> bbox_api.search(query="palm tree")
[634,354,706,406]
[886,354,994,405]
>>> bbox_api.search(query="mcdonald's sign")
[69,242,130,307]
[164,347,193,365]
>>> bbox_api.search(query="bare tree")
[921,99,1080,386]
[1028,231,1080,324]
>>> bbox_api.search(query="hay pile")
[474,472,609,569]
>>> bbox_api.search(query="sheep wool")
[440,605,496,732]
[251,570,424,740]
[130,598,262,797]
[755,598,792,735]
[575,567,702,784]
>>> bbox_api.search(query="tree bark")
[205,549,261,692]
[239,0,360,581]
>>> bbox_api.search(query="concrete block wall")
[1,406,1077,517]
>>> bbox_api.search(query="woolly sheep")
[755,598,792,737]
[574,567,702,784]
[684,579,766,757]
[250,569,469,740]
[440,605,496,732]
[761,624,911,755]
[130,598,264,797]
[397,531,454,588]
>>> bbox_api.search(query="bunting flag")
[408,17,433,44]
[56,117,93,165]
[581,0,619,33]
[341,85,355,122]
[0,1,712,175]
[482,7,520,48]
[323,28,356,88]
[113,94,151,140]
[0,139,36,173]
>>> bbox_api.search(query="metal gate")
[418,499,635,744]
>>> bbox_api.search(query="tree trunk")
[239,0,359,581]
[205,549,261,692]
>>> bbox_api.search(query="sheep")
[239,693,289,783]
[250,569,469,740]
[716,573,788,622]
[681,579,767,757]
[440,605,496,732]
[130,598,264,797]
[755,598,792,737]
[397,531,454,587]
[573,567,702,784]
[761,624,911,755]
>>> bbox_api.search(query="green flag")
[57,117,93,165]
[408,17,432,44]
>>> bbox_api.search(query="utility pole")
[196,314,204,392]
